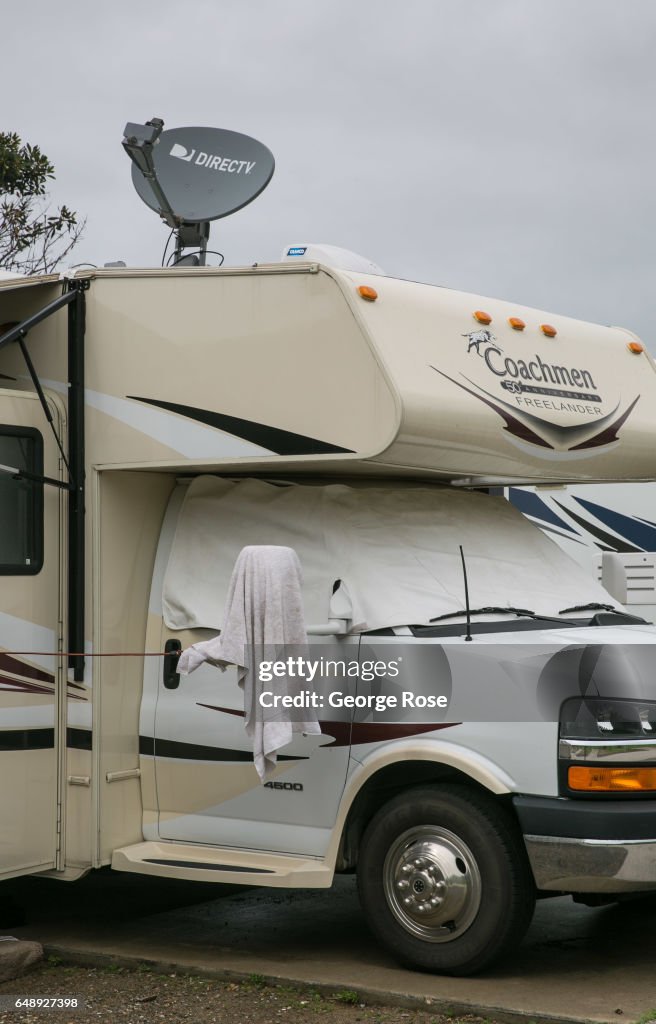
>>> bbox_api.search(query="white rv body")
[2,263,656,974]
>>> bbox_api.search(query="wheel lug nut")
[402,865,412,875]
[430,896,441,907]
[403,897,413,907]
[397,880,409,890]
[414,859,422,868]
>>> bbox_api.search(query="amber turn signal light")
[357,285,378,302]
[540,324,557,338]
[508,317,525,331]
[473,310,491,325]
[627,341,644,354]
[569,765,656,792]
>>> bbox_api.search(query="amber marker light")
[541,324,557,338]
[569,765,656,792]
[473,310,492,324]
[357,285,378,302]
[508,317,526,331]
[627,341,644,354]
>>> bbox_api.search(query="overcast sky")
[4,0,655,343]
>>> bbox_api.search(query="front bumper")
[514,796,656,893]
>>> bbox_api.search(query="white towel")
[178,545,321,780]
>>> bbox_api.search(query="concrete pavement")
[4,872,656,1023]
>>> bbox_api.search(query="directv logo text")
[170,143,255,174]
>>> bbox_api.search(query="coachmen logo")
[169,144,256,175]
[429,329,640,457]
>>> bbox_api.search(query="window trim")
[0,424,44,576]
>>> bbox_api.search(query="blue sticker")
[287,247,307,256]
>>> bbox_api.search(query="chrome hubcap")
[383,826,481,942]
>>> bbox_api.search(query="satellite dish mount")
[122,116,275,267]
[122,118,209,265]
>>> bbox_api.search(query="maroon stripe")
[0,675,53,695]
[431,367,553,449]
[198,703,244,717]
[349,721,456,746]
[0,653,54,686]
[569,396,640,451]
[197,704,457,748]
[0,675,88,702]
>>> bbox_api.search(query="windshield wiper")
[558,602,616,614]
[423,602,645,633]
[429,606,536,623]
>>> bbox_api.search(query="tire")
[357,784,535,976]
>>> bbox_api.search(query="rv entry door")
[142,482,356,859]
[0,389,65,879]
[150,630,357,858]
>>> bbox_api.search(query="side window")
[0,426,43,575]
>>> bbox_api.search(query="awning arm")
[0,281,87,681]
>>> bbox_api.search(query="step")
[111,840,333,888]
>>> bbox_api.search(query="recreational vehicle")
[2,260,656,976]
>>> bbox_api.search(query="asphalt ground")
[2,871,656,1024]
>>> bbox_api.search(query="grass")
[333,990,360,1005]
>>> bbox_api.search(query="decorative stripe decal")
[508,488,579,534]
[139,734,304,763]
[569,397,640,450]
[0,728,54,751]
[432,367,640,453]
[144,858,273,873]
[0,653,54,686]
[127,396,354,457]
[0,675,54,696]
[553,500,641,553]
[0,654,87,701]
[0,728,92,751]
[197,704,456,748]
[431,368,552,448]
[68,727,92,751]
[335,720,456,747]
[535,522,586,545]
[574,497,656,551]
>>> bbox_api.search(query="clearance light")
[568,766,656,792]
[541,324,557,338]
[627,341,644,354]
[357,285,378,302]
[474,310,492,325]
[508,317,525,331]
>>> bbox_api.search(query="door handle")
[163,638,182,689]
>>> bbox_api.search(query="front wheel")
[357,785,535,975]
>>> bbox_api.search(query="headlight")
[559,698,656,797]
[560,697,656,741]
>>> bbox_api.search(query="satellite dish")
[131,125,274,223]
[122,118,275,265]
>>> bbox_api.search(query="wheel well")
[335,760,514,872]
